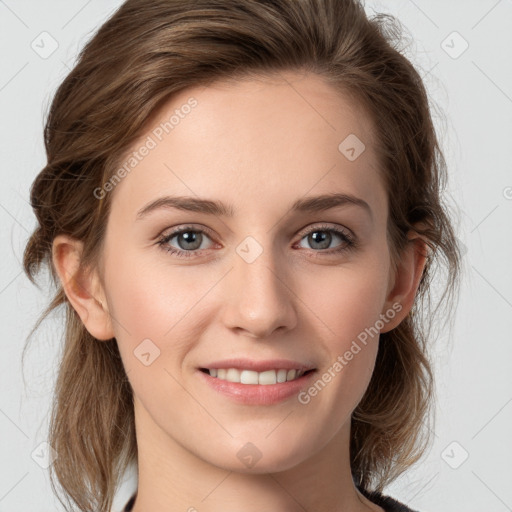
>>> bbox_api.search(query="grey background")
[1,1,511,511]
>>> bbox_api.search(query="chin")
[200,436,314,474]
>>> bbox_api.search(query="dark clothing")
[359,486,419,511]
[122,488,418,511]
[123,493,136,511]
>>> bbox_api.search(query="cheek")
[103,257,217,417]
[298,261,389,405]
[103,247,221,364]
[299,261,389,344]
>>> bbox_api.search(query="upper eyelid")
[300,223,351,235]
[160,224,216,242]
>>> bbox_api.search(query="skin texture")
[52,70,427,512]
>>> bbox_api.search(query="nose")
[220,242,298,339]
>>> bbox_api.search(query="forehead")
[109,70,386,222]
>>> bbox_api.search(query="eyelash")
[156,224,357,259]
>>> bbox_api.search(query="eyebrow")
[136,192,373,220]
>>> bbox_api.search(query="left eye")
[297,227,353,252]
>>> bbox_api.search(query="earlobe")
[52,234,115,341]
[380,232,429,333]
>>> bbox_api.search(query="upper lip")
[199,358,316,373]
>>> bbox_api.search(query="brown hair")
[22,0,462,511]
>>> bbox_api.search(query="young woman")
[22,1,461,511]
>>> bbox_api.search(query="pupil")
[310,231,330,249]
[180,231,201,250]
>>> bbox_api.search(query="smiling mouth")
[199,367,316,384]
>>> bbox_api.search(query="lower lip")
[197,369,317,405]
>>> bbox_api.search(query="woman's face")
[97,70,403,473]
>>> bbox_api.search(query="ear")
[52,234,115,341]
[380,230,429,333]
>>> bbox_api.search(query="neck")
[130,399,383,512]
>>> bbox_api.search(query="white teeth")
[225,368,240,383]
[276,369,288,383]
[206,368,307,384]
[258,370,276,385]
[240,370,259,384]
[287,369,297,381]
